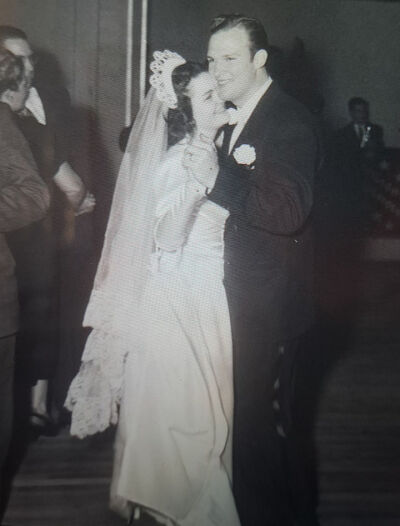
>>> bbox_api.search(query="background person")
[0,25,95,434]
[335,96,385,236]
[0,46,49,520]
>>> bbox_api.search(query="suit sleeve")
[39,86,72,173]
[0,105,50,232]
[52,87,72,170]
[207,147,251,213]
[209,115,317,235]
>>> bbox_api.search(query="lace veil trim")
[65,51,184,438]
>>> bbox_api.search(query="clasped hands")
[75,191,96,216]
[183,135,219,192]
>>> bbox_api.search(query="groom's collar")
[229,77,273,125]
[228,77,273,153]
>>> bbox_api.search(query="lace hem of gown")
[64,329,129,438]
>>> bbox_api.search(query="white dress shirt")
[25,87,46,125]
[229,77,273,154]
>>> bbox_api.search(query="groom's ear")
[253,49,268,69]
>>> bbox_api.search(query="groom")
[185,14,319,526]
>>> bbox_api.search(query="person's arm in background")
[53,162,95,216]
[0,104,49,230]
[43,86,95,216]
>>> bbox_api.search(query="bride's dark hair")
[168,61,207,147]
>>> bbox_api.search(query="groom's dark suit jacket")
[208,82,318,342]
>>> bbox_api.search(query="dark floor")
[3,257,400,525]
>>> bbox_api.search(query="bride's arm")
[154,168,207,252]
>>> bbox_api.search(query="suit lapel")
[351,125,361,146]
[345,124,361,148]
[227,82,280,158]
[221,124,235,158]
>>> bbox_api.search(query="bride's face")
[187,72,229,137]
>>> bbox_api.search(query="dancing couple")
[66,14,319,526]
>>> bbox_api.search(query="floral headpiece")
[149,50,186,109]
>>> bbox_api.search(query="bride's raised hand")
[183,135,219,190]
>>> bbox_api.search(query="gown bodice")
[155,199,228,279]
[154,144,229,277]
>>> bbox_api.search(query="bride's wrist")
[191,131,216,146]
[186,175,208,197]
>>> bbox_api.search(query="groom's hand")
[183,137,219,190]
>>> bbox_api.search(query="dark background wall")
[1,0,399,177]
[0,0,127,181]
[149,0,400,147]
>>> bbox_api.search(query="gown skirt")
[109,194,240,525]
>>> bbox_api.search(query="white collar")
[230,77,273,125]
[228,77,273,153]
[25,87,46,125]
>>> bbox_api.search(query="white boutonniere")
[233,144,256,168]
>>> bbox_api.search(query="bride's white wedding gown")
[109,143,240,525]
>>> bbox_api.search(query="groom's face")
[207,26,258,108]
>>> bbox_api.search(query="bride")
[66,51,239,525]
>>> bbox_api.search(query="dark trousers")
[228,300,317,526]
[0,335,15,513]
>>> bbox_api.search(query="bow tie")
[227,107,239,126]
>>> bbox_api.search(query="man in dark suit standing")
[185,14,319,526]
[335,97,384,234]
[337,97,384,168]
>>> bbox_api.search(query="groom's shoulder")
[264,84,312,120]
[254,83,315,133]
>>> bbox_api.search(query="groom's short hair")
[210,14,269,58]
[0,26,28,46]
